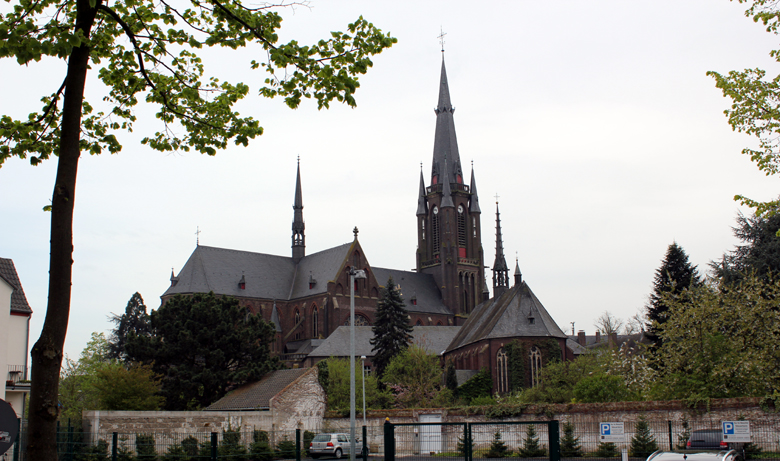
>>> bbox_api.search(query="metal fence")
[11,419,780,460]
[383,420,780,461]
[383,421,559,461]
[12,425,380,461]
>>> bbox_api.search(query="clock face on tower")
[433,206,439,215]
[458,204,464,213]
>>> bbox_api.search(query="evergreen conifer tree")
[560,421,583,458]
[370,277,413,378]
[646,243,701,349]
[108,292,152,362]
[629,417,659,458]
[457,431,472,456]
[486,431,510,458]
[518,425,547,458]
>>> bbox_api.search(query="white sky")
[2,0,779,361]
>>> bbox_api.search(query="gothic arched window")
[530,346,542,387]
[344,314,370,326]
[312,306,319,338]
[496,348,509,394]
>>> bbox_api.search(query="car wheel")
[335,448,342,459]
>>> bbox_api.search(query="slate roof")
[372,268,451,315]
[204,368,311,411]
[165,243,353,301]
[446,281,567,352]
[308,326,461,359]
[0,258,32,314]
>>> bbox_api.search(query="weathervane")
[438,27,447,53]
[494,193,500,204]
[195,226,201,245]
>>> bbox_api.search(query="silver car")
[309,433,367,459]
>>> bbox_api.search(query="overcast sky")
[2,0,779,360]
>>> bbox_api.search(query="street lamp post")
[349,266,367,461]
[360,355,367,427]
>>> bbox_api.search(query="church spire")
[292,158,305,263]
[469,164,481,213]
[416,166,427,216]
[431,57,463,187]
[514,257,522,286]
[492,200,509,298]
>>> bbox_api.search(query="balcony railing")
[7,365,31,390]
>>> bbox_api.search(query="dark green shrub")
[518,425,547,458]
[629,417,658,458]
[74,439,109,461]
[303,431,315,457]
[219,428,248,459]
[458,367,493,403]
[560,421,583,458]
[594,442,619,458]
[456,431,472,456]
[250,431,273,461]
[275,437,296,459]
[136,434,158,461]
[485,431,510,458]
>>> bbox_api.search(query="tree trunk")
[25,0,98,458]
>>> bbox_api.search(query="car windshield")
[312,435,331,442]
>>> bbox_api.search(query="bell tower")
[416,56,484,318]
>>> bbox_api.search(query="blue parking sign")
[722,421,750,442]
[723,422,734,435]
[600,422,624,442]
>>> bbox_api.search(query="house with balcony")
[0,258,32,418]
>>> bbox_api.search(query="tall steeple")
[416,51,484,321]
[514,257,522,287]
[292,158,305,263]
[416,166,427,216]
[469,164,481,213]
[431,58,464,187]
[493,200,510,298]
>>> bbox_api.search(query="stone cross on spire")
[438,28,447,53]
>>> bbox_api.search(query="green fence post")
[211,432,218,461]
[465,423,471,461]
[112,432,118,461]
[296,429,302,461]
[67,421,74,461]
[384,418,394,461]
[668,421,673,451]
[362,425,368,461]
[549,421,560,461]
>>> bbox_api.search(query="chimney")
[609,332,618,348]
[578,330,586,346]
[595,331,601,344]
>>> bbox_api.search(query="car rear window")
[313,435,331,442]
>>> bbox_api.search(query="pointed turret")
[292,159,305,263]
[493,201,510,298]
[514,258,522,287]
[431,58,463,186]
[469,166,481,213]
[416,168,428,216]
[270,301,282,333]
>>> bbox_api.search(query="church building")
[163,55,571,392]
